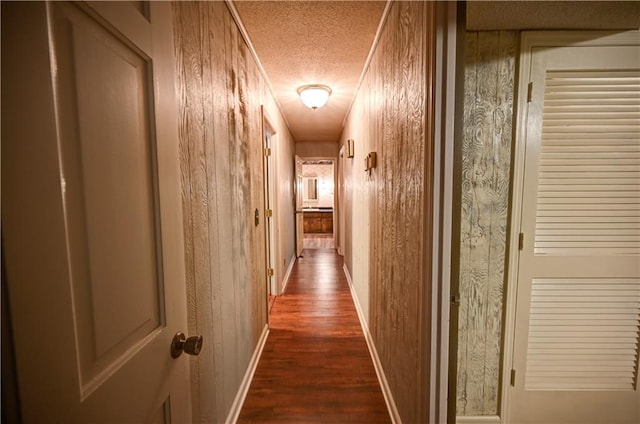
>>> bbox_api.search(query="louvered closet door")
[510,35,640,424]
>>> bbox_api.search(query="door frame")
[261,107,278,299]
[295,155,304,257]
[338,146,346,256]
[501,30,640,422]
[298,156,338,242]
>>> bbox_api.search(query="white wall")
[302,163,334,208]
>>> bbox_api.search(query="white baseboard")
[343,263,352,288]
[343,264,401,424]
[456,416,501,424]
[280,254,296,294]
[225,324,270,424]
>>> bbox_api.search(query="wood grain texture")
[372,4,424,422]
[303,212,333,234]
[238,249,390,423]
[456,31,517,416]
[172,2,294,421]
[340,2,436,422]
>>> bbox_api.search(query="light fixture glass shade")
[297,85,332,109]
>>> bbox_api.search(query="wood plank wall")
[456,31,517,416]
[172,2,295,421]
[341,2,435,422]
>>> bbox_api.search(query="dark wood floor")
[238,249,391,423]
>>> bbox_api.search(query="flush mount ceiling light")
[297,84,332,110]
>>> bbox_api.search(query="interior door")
[295,155,305,257]
[263,126,276,296]
[1,2,191,422]
[509,32,640,424]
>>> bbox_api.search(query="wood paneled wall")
[341,2,435,422]
[456,31,517,416]
[172,2,295,422]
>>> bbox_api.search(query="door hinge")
[510,369,516,387]
[518,232,524,251]
[264,147,271,157]
[266,209,273,218]
[267,268,274,277]
[527,82,533,103]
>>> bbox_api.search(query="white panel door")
[295,155,305,257]
[264,127,276,296]
[509,32,640,424]
[2,2,191,422]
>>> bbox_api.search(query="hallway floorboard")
[238,248,390,423]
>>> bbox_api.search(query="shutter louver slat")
[534,70,640,255]
[525,279,640,391]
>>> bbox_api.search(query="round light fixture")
[297,84,332,110]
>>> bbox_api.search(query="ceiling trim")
[341,0,393,132]
[225,0,291,130]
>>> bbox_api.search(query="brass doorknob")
[171,331,203,358]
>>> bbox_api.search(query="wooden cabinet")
[303,214,323,233]
[303,211,333,234]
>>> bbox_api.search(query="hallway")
[238,249,390,423]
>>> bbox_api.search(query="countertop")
[303,208,333,213]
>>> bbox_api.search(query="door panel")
[1,2,189,422]
[53,3,164,387]
[509,33,640,424]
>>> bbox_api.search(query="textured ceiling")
[467,1,640,30]
[233,1,387,143]
[233,1,639,143]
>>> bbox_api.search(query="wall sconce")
[346,139,355,158]
[297,84,332,109]
[365,152,377,175]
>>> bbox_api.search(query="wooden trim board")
[279,254,296,295]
